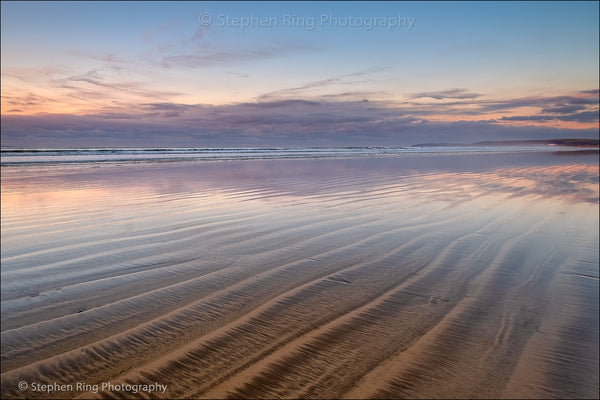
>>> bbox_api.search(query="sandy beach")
[1,150,598,399]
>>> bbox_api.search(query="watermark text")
[199,13,416,31]
[18,381,167,395]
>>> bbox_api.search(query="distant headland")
[412,138,600,147]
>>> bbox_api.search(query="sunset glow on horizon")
[1,1,598,147]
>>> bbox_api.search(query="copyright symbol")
[18,381,28,391]
[198,12,212,26]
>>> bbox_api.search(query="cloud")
[2,93,44,107]
[479,93,599,112]
[2,97,598,149]
[1,66,67,81]
[500,110,599,123]
[557,110,599,122]
[67,69,105,85]
[141,102,195,117]
[161,43,313,68]
[411,88,482,100]
[490,90,599,124]
[541,105,587,114]
[242,99,322,109]
[499,115,555,122]
[405,89,599,120]
[579,89,599,95]
[69,51,126,65]
[52,69,183,103]
[258,68,387,101]
[318,92,386,101]
[399,88,599,128]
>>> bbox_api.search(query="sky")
[1,1,598,147]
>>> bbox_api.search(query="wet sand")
[1,151,598,399]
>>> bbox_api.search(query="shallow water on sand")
[1,151,598,399]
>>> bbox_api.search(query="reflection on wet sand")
[1,152,598,399]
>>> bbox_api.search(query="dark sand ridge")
[1,153,598,399]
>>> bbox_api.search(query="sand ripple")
[1,155,598,399]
